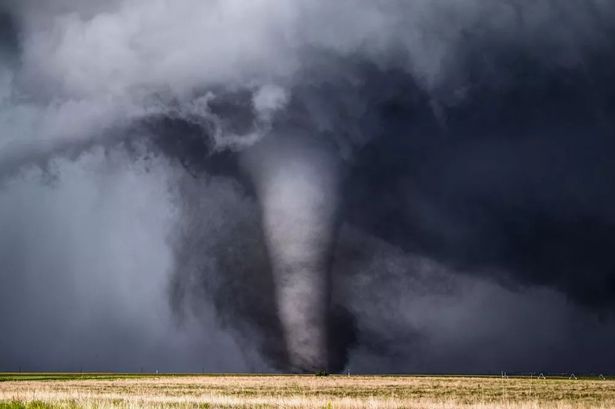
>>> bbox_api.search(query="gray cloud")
[0,153,252,372]
[334,226,615,374]
[1,0,615,373]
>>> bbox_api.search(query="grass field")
[1,373,614,408]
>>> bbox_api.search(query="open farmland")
[1,374,614,409]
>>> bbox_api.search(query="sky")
[1,0,615,373]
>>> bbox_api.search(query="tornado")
[240,130,342,372]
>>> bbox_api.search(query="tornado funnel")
[240,131,342,372]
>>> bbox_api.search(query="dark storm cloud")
[343,48,615,307]
[332,226,615,374]
[1,0,615,373]
[0,8,17,60]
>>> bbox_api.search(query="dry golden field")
[1,374,614,409]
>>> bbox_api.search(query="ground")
[1,373,614,408]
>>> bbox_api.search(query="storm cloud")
[1,0,615,373]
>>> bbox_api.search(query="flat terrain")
[1,374,614,408]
